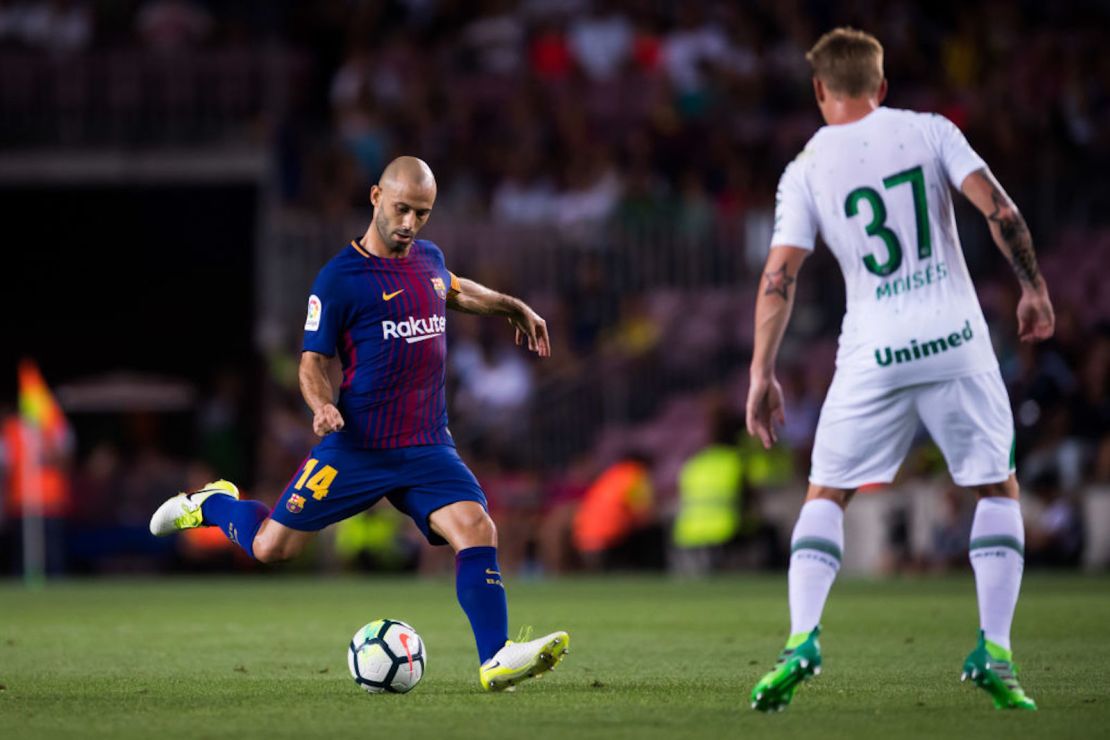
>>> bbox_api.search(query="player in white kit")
[746,28,1054,712]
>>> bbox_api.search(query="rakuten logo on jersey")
[382,315,447,344]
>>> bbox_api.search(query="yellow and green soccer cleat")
[750,626,822,712]
[479,631,570,692]
[148,479,239,536]
[961,631,1037,710]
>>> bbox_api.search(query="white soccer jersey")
[772,107,998,388]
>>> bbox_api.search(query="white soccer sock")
[969,497,1025,652]
[788,499,844,637]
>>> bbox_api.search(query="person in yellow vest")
[672,409,743,573]
[672,407,787,574]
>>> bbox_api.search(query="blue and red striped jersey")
[302,238,460,449]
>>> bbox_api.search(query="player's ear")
[369,185,381,208]
[876,78,888,104]
[812,77,825,104]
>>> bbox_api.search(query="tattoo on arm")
[987,185,1041,288]
[763,264,796,300]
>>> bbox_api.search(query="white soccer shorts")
[809,369,1015,490]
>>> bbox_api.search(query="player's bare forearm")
[300,351,345,435]
[299,351,338,415]
[448,277,551,357]
[447,277,522,316]
[961,169,1054,341]
[746,246,808,448]
[961,169,1044,293]
[750,246,809,378]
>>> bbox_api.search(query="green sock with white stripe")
[788,499,844,637]
[969,497,1025,652]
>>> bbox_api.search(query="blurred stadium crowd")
[1,0,1108,576]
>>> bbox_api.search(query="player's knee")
[450,508,496,547]
[252,537,297,563]
[251,539,280,563]
[431,502,498,549]
[464,510,497,546]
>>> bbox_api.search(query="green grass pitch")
[2,574,1108,739]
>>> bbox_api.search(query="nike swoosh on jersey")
[382,289,405,301]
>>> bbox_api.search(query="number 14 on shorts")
[294,458,339,500]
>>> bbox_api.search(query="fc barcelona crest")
[286,493,306,514]
[431,277,447,300]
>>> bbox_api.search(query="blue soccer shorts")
[269,443,487,546]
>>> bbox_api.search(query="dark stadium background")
[1,0,1107,578]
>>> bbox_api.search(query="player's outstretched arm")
[961,168,1055,343]
[747,246,810,449]
[299,351,345,436]
[447,277,550,357]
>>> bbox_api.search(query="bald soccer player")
[151,157,569,692]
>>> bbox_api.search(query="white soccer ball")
[347,619,426,694]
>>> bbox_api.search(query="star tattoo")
[763,264,795,300]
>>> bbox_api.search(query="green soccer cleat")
[148,479,240,536]
[961,631,1037,710]
[479,631,569,692]
[750,626,822,712]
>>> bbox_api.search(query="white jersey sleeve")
[770,157,818,250]
[928,114,987,189]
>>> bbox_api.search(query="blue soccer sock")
[455,546,509,664]
[201,494,270,559]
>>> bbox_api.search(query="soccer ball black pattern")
[347,619,426,694]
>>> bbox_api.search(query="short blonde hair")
[805,27,884,97]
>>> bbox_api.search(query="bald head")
[379,156,437,193]
[368,156,437,257]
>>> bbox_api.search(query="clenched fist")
[313,403,345,437]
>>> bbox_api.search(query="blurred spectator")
[452,326,535,443]
[528,17,572,81]
[554,148,622,236]
[671,408,743,573]
[567,3,632,81]
[607,294,662,360]
[334,508,419,572]
[329,47,372,111]
[572,452,656,568]
[490,151,557,224]
[459,0,524,75]
[629,14,662,74]
[661,4,730,94]
[0,410,73,575]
